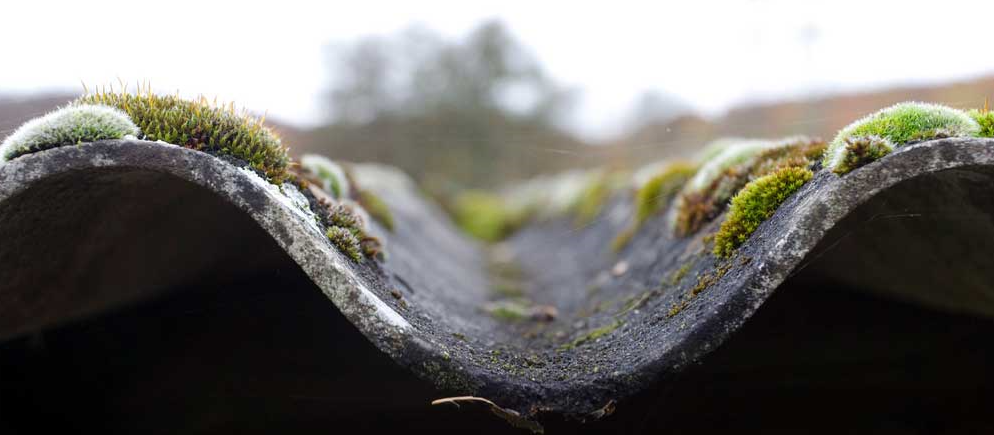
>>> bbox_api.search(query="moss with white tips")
[826,136,893,175]
[671,136,824,236]
[635,162,697,226]
[683,139,773,193]
[1,104,139,162]
[670,139,773,235]
[824,102,979,173]
[3,87,392,262]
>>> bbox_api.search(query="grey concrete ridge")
[2,138,994,426]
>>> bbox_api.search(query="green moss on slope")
[611,162,696,252]
[572,173,613,227]
[828,136,893,175]
[326,226,362,261]
[968,107,994,138]
[713,166,813,258]
[635,162,697,225]
[672,140,771,236]
[325,202,383,261]
[674,137,824,236]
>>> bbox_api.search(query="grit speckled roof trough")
[3,135,994,432]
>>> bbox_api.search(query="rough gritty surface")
[2,138,994,421]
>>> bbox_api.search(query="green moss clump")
[713,167,813,257]
[673,140,772,235]
[325,202,382,261]
[326,226,362,261]
[635,162,697,225]
[328,202,364,230]
[749,137,826,175]
[827,136,893,175]
[301,154,350,199]
[77,87,290,183]
[572,173,612,227]
[674,137,824,236]
[452,190,523,242]
[968,108,994,138]
[823,102,979,170]
[1,104,139,161]
[611,162,696,251]
[299,162,388,261]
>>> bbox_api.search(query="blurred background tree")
[303,20,592,195]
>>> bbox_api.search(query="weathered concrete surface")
[2,138,994,423]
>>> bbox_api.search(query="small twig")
[432,396,545,433]
[431,396,497,408]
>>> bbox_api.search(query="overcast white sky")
[1,0,993,140]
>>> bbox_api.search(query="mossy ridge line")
[673,136,825,236]
[301,164,387,261]
[824,102,979,172]
[832,102,979,147]
[443,101,989,274]
[76,87,290,183]
[7,86,389,263]
[829,136,893,175]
